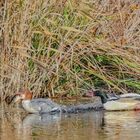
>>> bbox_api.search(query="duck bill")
[12,94,22,103]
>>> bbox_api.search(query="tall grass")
[0,0,140,99]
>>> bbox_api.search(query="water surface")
[1,106,140,140]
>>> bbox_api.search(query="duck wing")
[120,93,140,98]
[116,97,140,103]
[30,98,61,113]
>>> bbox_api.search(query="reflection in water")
[21,111,104,140]
[102,111,140,140]
[1,107,140,140]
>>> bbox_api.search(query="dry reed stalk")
[0,0,140,99]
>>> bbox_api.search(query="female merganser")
[12,89,103,114]
[92,90,140,111]
[13,90,61,114]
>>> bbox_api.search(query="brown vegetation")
[0,0,140,99]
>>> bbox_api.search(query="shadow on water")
[1,104,140,140]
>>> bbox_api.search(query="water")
[1,106,140,140]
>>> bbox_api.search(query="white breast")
[22,100,40,113]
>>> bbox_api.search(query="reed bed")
[0,0,140,99]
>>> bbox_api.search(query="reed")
[0,0,140,99]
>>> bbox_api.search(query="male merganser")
[92,90,140,111]
[12,89,103,114]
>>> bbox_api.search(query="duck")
[92,90,140,111]
[13,89,61,114]
[12,89,103,114]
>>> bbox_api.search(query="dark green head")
[93,90,108,104]
[83,89,108,104]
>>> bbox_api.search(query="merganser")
[92,90,140,111]
[13,90,61,114]
[12,89,103,114]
